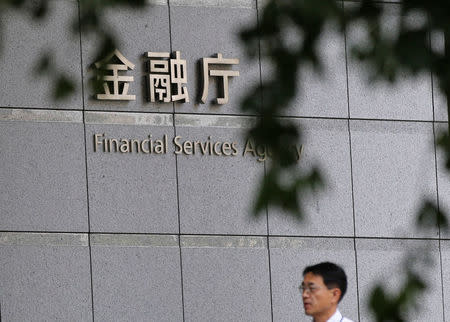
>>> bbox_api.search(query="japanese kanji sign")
[95,49,136,101]
[146,51,189,103]
[93,49,240,105]
[201,53,239,105]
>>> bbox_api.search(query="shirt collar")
[311,309,343,322]
[327,309,343,322]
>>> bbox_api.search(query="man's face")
[301,272,340,318]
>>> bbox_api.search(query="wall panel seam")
[256,0,274,320]
[77,0,95,319]
[167,0,186,320]
[343,0,361,318]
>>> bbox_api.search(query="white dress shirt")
[323,309,354,322]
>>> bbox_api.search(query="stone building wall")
[1,0,449,321]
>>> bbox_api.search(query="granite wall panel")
[269,237,358,322]
[175,114,266,235]
[268,118,354,237]
[0,233,92,321]
[90,234,183,322]
[0,0,82,109]
[346,2,433,121]
[356,239,443,322]
[85,112,178,233]
[181,235,272,322]
[259,0,348,118]
[351,120,437,238]
[0,109,88,232]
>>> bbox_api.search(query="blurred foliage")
[417,198,448,232]
[78,0,145,61]
[367,244,436,322]
[369,269,426,322]
[241,0,450,220]
[437,130,450,170]
[0,0,145,100]
[240,0,344,218]
[240,0,450,321]
[1,0,450,320]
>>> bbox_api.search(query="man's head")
[301,262,347,320]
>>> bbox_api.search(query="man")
[301,262,354,322]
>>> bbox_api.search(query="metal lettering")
[201,53,239,104]
[95,49,136,101]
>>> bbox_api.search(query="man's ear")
[331,288,342,304]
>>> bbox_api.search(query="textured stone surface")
[356,239,443,322]
[91,237,183,322]
[181,235,271,322]
[346,2,433,121]
[269,237,358,321]
[175,115,266,235]
[171,0,255,8]
[269,118,354,237]
[440,240,450,321]
[434,87,447,122]
[86,115,178,233]
[259,15,348,118]
[1,0,449,319]
[0,0,82,109]
[351,120,437,238]
[0,118,88,232]
[435,123,450,239]
[431,31,447,122]
[170,4,260,115]
[82,3,173,113]
[0,243,92,321]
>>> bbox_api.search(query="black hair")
[303,262,347,302]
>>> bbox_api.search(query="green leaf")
[53,75,75,100]
[33,53,51,75]
[416,199,449,232]
[31,0,48,19]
